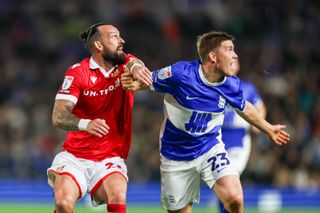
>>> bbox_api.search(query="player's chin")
[225,71,235,77]
[228,71,237,76]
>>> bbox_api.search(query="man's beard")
[102,47,126,66]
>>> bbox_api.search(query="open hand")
[269,125,290,145]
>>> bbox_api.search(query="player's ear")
[208,51,217,63]
[94,41,103,51]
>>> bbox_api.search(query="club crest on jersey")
[218,95,226,108]
[90,76,97,84]
[111,69,119,78]
[62,76,74,90]
[157,66,172,80]
[56,165,65,172]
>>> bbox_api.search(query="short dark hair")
[80,22,107,52]
[196,31,235,62]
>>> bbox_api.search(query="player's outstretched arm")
[126,58,152,86]
[52,99,109,137]
[121,68,149,91]
[251,101,267,134]
[237,101,290,145]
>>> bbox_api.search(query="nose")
[119,37,125,44]
[233,52,238,59]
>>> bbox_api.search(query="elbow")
[52,114,59,128]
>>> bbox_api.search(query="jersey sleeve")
[151,61,185,94]
[55,64,83,104]
[224,77,246,112]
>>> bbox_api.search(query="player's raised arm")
[251,101,267,134]
[52,99,109,137]
[237,101,290,145]
[121,66,150,91]
[126,58,152,86]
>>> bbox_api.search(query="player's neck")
[92,55,114,71]
[202,64,224,83]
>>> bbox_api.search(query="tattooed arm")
[52,99,109,137]
[52,99,79,130]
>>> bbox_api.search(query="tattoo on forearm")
[53,101,80,131]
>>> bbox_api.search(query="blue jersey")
[151,60,246,161]
[222,80,262,150]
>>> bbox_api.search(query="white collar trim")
[89,57,117,78]
[198,65,226,86]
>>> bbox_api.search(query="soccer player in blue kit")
[218,62,267,213]
[121,31,289,213]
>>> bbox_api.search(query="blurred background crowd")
[0,0,319,189]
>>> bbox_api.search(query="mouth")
[116,48,125,56]
[117,45,124,51]
[229,62,239,74]
[230,63,235,70]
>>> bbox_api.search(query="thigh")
[47,151,88,199]
[89,157,128,206]
[160,156,200,211]
[213,175,243,205]
[54,174,80,205]
[94,173,127,204]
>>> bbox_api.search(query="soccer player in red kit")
[47,23,152,213]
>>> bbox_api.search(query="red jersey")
[55,54,136,161]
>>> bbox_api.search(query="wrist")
[78,119,91,131]
[129,63,143,74]
[126,58,145,74]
